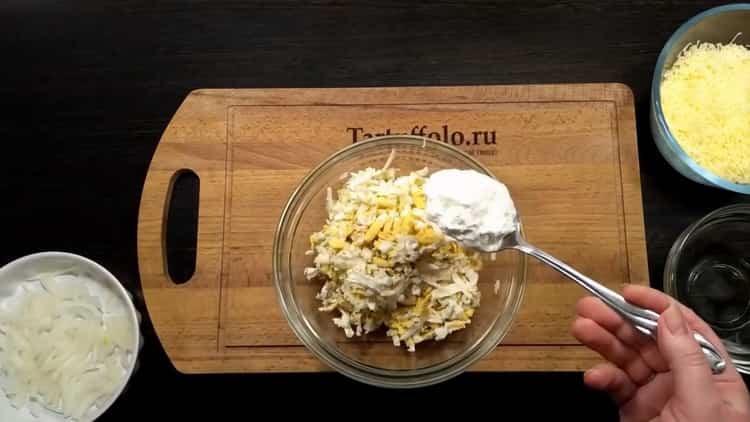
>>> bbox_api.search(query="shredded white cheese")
[661,36,750,184]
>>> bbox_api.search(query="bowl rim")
[0,251,141,421]
[272,134,527,388]
[651,3,750,194]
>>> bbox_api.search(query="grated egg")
[305,155,482,351]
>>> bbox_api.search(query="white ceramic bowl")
[0,252,141,422]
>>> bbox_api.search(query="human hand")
[571,285,750,422]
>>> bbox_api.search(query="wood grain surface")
[138,83,647,373]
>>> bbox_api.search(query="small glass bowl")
[664,204,750,372]
[650,4,750,194]
[273,135,527,388]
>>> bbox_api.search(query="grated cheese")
[660,36,750,184]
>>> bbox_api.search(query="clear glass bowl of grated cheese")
[273,135,527,388]
[650,3,750,194]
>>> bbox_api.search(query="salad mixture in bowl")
[305,153,482,352]
[273,135,526,388]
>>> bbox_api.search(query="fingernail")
[662,303,688,335]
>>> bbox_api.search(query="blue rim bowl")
[650,3,750,194]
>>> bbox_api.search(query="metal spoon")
[491,219,727,375]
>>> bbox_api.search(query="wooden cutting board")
[137,84,648,373]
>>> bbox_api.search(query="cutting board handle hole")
[165,169,200,285]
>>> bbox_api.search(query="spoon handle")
[513,240,727,375]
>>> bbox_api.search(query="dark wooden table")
[2,1,748,420]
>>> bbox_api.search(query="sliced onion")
[0,271,134,420]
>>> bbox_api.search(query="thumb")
[657,302,720,403]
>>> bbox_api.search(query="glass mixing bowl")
[664,203,750,373]
[273,135,527,388]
